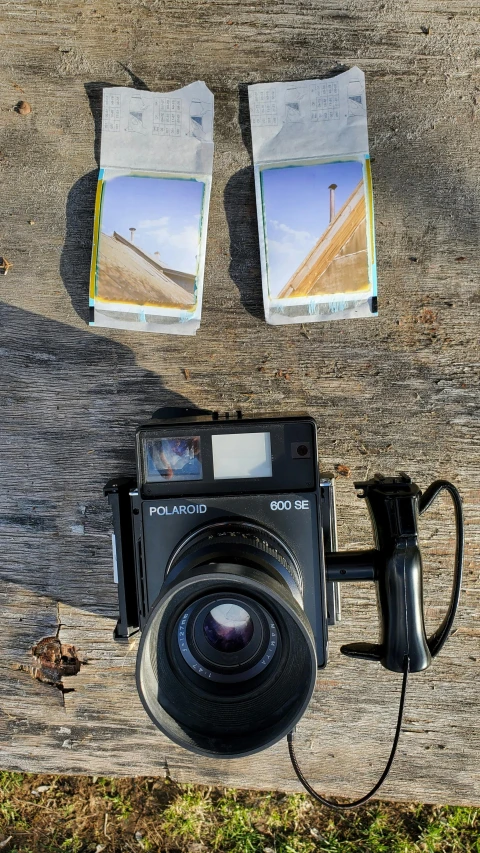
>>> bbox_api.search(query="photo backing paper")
[249,68,376,325]
[89,82,213,335]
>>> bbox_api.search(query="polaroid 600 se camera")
[105,409,463,766]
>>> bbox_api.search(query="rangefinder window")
[212,432,272,480]
[145,436,203,483]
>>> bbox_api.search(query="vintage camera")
[105,409,462,761]
[106,409,339,757]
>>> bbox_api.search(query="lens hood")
[136,564,317,758]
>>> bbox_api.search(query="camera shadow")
[0,301,197,617]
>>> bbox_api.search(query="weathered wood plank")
[0,0,479,803]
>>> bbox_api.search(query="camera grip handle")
[378,539,431,672]
[336,476,463,673]
[339,539,431,672]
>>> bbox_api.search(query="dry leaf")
[31,785,50,796]
[274,369,291,380]
[16,100,31,115]
[0,257,13,275]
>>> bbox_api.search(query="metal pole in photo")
[328,183,337,222]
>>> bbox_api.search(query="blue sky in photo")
[261,160,364,296]
[100,175,205,274]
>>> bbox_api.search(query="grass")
[0,772,478,852]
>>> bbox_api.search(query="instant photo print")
[89,82,213,335]
[249,68,376,325]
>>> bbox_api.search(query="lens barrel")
[136,521,317,758]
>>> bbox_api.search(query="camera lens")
[136,521,316,758]
[178,594,276,683]
[297,444,308,457]
[203,603,254,653]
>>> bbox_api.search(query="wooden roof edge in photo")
[278,180,366,299]
[112,231,195,290]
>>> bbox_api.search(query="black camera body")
[105,409,462,762]
[106,410,339,757]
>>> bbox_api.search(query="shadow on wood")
[60,77,150,326]
[0,301,195,616]
[224,84,264,321]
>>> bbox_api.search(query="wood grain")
[0,0,479,804]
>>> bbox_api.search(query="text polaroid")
[249,68,376,325]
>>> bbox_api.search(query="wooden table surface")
[1,0,479,805]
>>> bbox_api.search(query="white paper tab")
[100,81,213,175]
[249,68,368,165]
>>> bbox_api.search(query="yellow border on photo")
[89,174,104,302]
[90,170,206,313]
